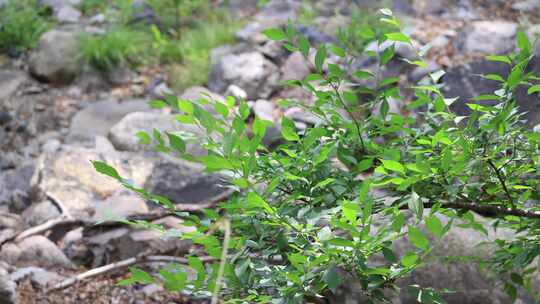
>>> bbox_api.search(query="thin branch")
[48,253,219,292]
[486,159,515,208]
[398,201,540,218]
[13,217,85,243]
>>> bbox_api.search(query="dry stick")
[14,217,85,242]
[398,201,540,218]
[48,254,219,292]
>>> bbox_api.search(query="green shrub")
[78,27,150,71]
[0,0,53,55]
[95,9,540,303]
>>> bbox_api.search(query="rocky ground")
[1,0,540,303]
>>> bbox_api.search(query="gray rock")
[92,191,149,222]
[0,164,35,213]
[443,59,540,127]
[0,70,27,102]
[56,5,81,23]
[458,21,518,55]
[34,137,155,219]
[0,213,22,244]
[209,52,279,100]
[10,266,64,288]
[179,86,225,103]
[29,30,82,84]
[411,0,445,15]
[22,201,61,227]
[107,112,205,155]
[512,0,540,12]
[225,84,247,100]
[254,0,300,23]
[83,217,193,266]
[67,99,150,142]
[5,236,73,269]
[281,52,311,81]
[0,268,16,304]
[252,100,276,122]
[145,159,226,205]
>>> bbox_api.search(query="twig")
[486,159,514,208]
[48,253,219,292]
[211,218,231,304]
[397,201,540,218]
[14,217,85,242]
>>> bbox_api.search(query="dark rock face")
[146,161,226,205]
[443,59,540,127]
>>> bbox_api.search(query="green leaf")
[381,159,405,175]
[178,100,194,114]
[149,99,168,109]
[166,132,186,154]
[281,117,300,141]
[528,84,540,94]
[323,265,342,293]
[135,131,151,145]
[486,55,511,64]
[92,161,121,180]
[188,256,205,288]
[159,269,187,292]
[425,215,444,238]
[262,28,286,41]
[315,44,327,73]
[408,226,429,251]
[408,191,423,219]
[247,192,274,214]
[401,252,418,267]
[385,32,411,44]
[516,30,531,53]
[353,70,374,79]
[298,34,310,57]
[198,155,234,171]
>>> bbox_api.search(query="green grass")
[78,27,150,72]
[165,14,241,91]
[0,0,54,55]
[76,1,240,90]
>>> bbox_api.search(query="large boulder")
[107,112,205,155]
[33,136,154,219]
[67,99,151,143]
[443,59,540,127]
[0,235,73,269]
[29,30,82,84]
[457,21,518,55]
[209,52,279,100]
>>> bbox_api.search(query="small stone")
[92,192,149,222]
[458,21,518,55]
[10,267,64,288]
[17,236,74,268]
[22,201,61,227]
[108,112,204,155]
[56,5,81,23]
[281,52,311,81]
[253,100,276,122]
[225,84,247,100]
[0,267,17,304]
[29,30,82,84]
[209,52,279,100]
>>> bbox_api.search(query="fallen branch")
[47,253,219,292]
[398,201,540,218]
[13,217,85,243]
